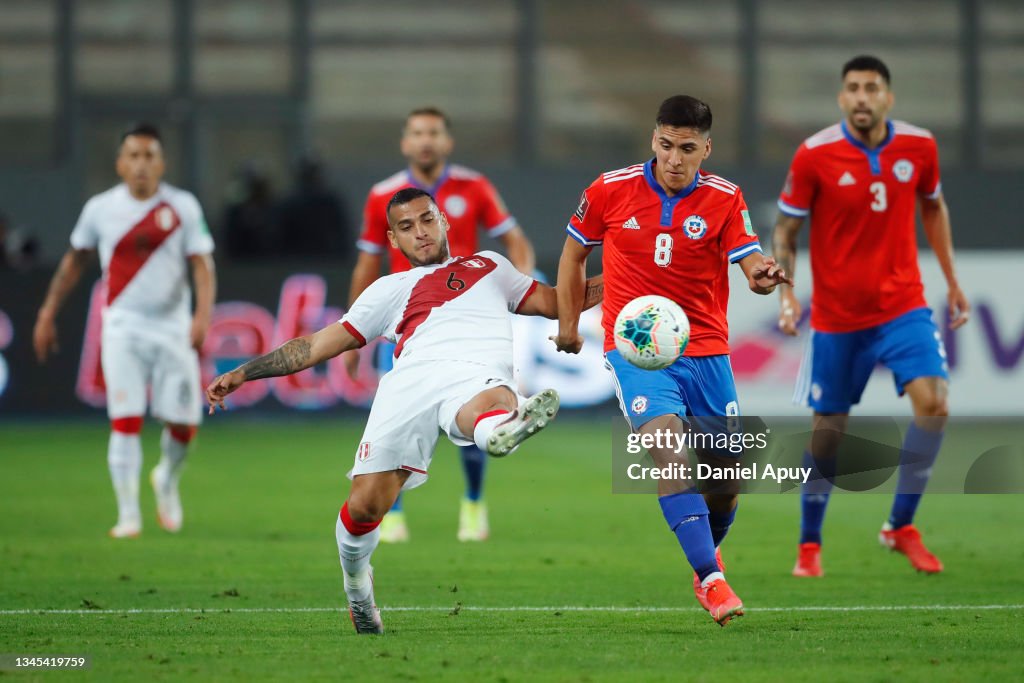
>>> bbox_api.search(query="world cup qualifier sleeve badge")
[682,215,707,240]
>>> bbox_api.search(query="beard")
[404,238,450,267]
[412,155,441,175]
[848,110,880,133]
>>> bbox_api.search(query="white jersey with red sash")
[70,182,215,342]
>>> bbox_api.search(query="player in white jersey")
[33,123,216,539]
[205,187,602,634]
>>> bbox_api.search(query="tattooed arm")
[582,273,603,311]
[205,322,361,412]
[33,248,95,363]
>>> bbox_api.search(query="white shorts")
[101,330,203,425]
[348,360,517,490]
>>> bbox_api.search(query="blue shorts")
[794,307,949,413]
[604,350,740,430]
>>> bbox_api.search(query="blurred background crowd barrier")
[0,0,1021,417]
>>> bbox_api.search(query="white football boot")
[485,389,560,457]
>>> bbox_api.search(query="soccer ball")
[614,295,690,370]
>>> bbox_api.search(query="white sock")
[700,571,725,588]
[108,431,142,523]
[158,427,189,483]
[472,410,513,452]
[336,515,380,602]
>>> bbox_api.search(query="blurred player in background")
[207,188,602,634]
[346,107,537,544]
[773,55,970,577]
[33,123,216,538]
[553,96,791,626]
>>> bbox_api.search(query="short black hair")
[120,122,162,145]
[842,55,891,85]
[405,107,451,132]
[386,187,436,224]
[656,95,712,134]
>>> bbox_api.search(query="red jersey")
[778,119,941,333]
[358,164,517,273]
[569,160,762,356]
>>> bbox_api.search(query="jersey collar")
[118,182,164,206]
[643,159,700,227]
[405,164,450,195]
[840,119,894,175]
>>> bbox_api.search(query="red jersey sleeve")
[918,136,942,199]
[356,192,390,255]
[722,189,764,263]
[476,177,517,237]
[566,177,607,247]
[777,144,816,218]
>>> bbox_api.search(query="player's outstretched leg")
[108,417,144,538]
[336,470,407,635]
[337,504,383,635]
[150,424,195,533]
[478,389,560,457]
[457,446,489,542]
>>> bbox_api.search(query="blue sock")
[889,422,944,528]
[389,493,403,513]
[659,489,718,581]
[708,503,737,548]
[461,445,486,502]
[800,450,835,545]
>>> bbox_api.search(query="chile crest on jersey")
[681,214,707,240]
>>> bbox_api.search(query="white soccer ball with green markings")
[614,295,690,370]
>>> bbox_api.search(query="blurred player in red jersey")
[346,107,536,544]
[553,96,792,626]
[33,123,216,538]
[773,56,970,578]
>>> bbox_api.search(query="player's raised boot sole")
[347,567,384,635]
[879,524,943,574]
[486,389,560,457]
[150,467,182,533]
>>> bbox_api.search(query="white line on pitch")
[0,604,1021,616]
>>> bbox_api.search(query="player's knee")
[914,392,948,418]
[928,398,948,418]
[344,495,388,524]
[111,416,143,434]
[167,423,198,444]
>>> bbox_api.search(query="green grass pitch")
[2,419,1022,681]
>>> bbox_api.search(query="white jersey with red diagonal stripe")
[70,183,214,341]
[340,251,536,372]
